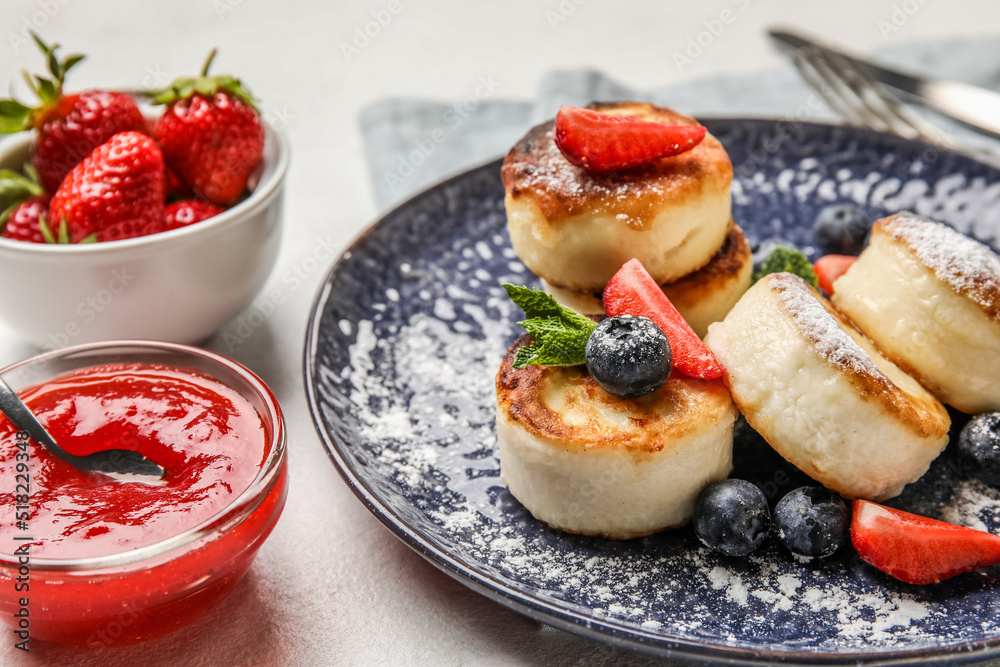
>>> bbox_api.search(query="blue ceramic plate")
[305,119,1000,665]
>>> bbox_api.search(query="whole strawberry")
[2,195,51,243]
[0,34,146,192]
[152,50,264,206]
[49,132,166,243]
[164,199,224,231]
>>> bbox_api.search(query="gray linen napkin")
[361,36,1000,210]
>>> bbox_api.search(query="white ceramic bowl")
[0,127,288,348]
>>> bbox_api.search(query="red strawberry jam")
[0,361,286,647]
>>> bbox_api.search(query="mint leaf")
[503,284,596,328]
[752,246,819,289]
[502,284,596,369]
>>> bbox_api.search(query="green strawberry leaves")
[0,168,44,229]
[0,31,85,134]
[502,283,596,369]
[37,217,96,245]
[27,31,83,101]
[149,48,258,111]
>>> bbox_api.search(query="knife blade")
[769,28,1000,140]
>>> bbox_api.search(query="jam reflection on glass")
[0,363,286,647]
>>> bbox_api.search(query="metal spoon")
[0,376,164,478]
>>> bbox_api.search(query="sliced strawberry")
[603,259,723,380]
[553,106,707,173]
[851,499,1000,585]
[814,254,857,295]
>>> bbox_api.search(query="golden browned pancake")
[832,212,1000,413]
[502,102,733,292]
[495,335,737,538]
[542,222,752,337]
[705,272,950,501]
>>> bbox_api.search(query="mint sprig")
[502,284,596,369]
[752,246,819,289]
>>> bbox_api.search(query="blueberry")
[773,487,849,559]
[957,412,1000,488]
[585,315,671,399]
[693,479,771,557]
[813,204,872,256]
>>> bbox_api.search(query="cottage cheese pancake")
[832,212,1000,414]
[705,273,950,501]
[542,222,752,337]
[495,335,737,539]
[502,102,733,292]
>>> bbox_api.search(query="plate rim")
[304,118,1000,666]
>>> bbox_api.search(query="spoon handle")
[0,376,78,463]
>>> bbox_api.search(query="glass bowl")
[0,341,287,647]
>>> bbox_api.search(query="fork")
[780,43,1000,169]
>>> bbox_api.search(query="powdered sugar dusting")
[312,127,1000,660]
[709,566,749,606]
[881,212,1000,316]
[768,272,880,376]
[332,258,990,654]
[941,478,1000,532]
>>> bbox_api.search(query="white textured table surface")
[2,2,1000,665]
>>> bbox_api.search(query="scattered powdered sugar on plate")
[941,478,1000,532]
[310,123,1000,661]
[329,242,990,655]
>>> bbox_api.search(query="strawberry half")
[814,254,857,295]
[851,499,1000,585]
[49,132,166,243]
[151,50,264,206]
[0,33,146,192]
[603,258,723,380]
[553,106,707,172]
